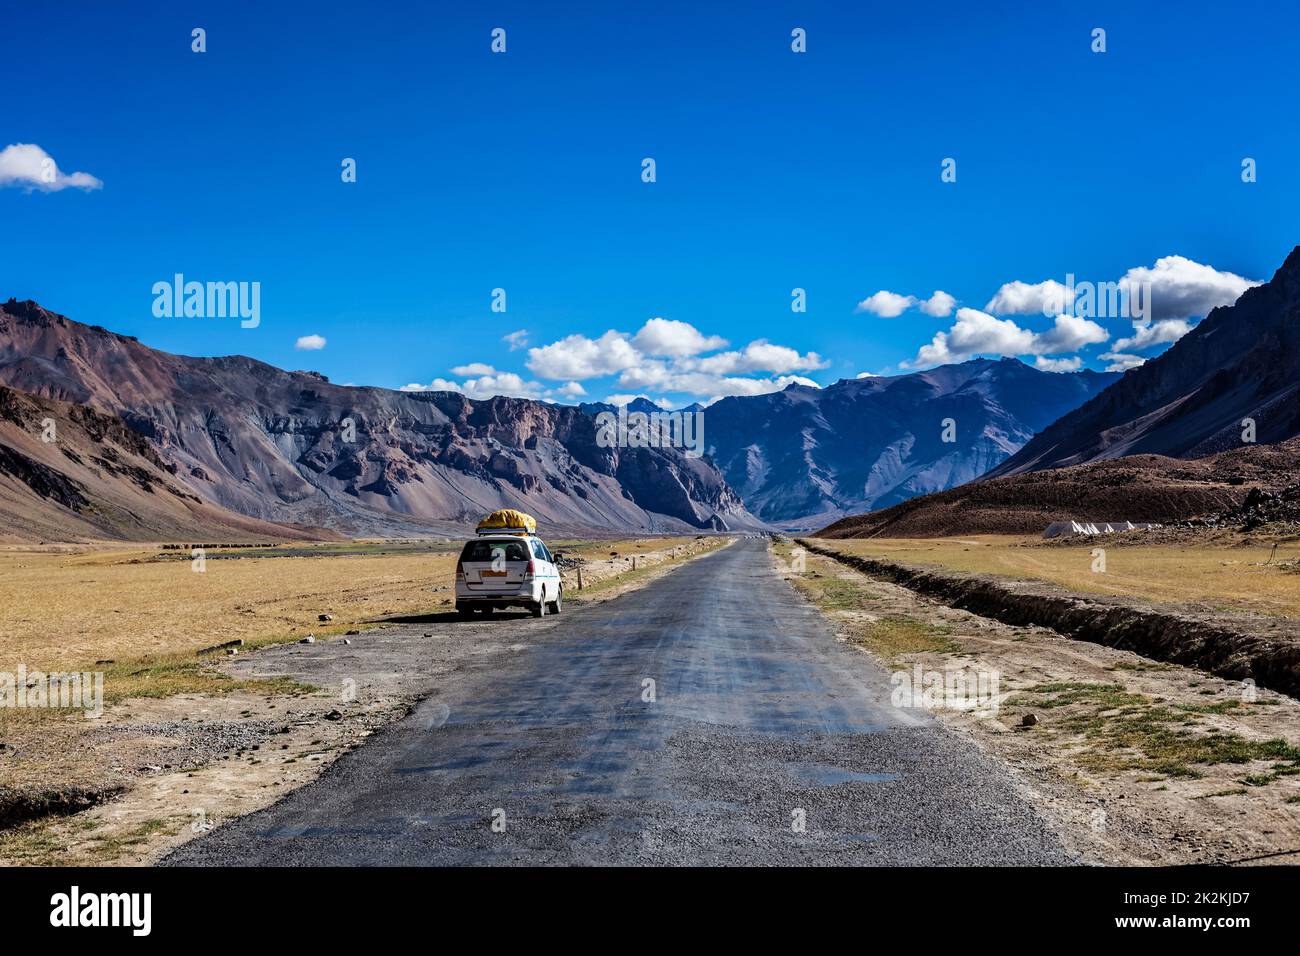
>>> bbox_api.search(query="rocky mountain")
[0,300,756,538]
[0,385,329,543]
[700,359,1119,528]
[988,246,1300,478]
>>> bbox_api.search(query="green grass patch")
[0,645,319,733]
[775,544,882,612]
[1010,681,1300,781]
[775,542,954,659]
[82,817,178,861]
[1191,788,1248,800]
[98,653,316,704]
[1175,700,1243,715]
[1012,681,1147,710]
[799,573,883,612]
[852,617,958,660]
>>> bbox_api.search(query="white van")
[454,533,563,618]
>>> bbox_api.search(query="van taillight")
[456,560,465,580]
[525,559,537,578]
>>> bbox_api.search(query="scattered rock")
[1219,484,1300,531]
[324,710,343,721]
[345,629,360,636]
[319,613,334,622]
[299,635,316,644]
[197,638,244,656]
[1021,713,1039,728]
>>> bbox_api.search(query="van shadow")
[371,610,534,625]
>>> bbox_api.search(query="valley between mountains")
[7,248,1300,867]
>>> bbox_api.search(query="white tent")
[1042,520,1161,539]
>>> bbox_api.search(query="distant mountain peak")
[1274,244,1300,278]
[700,359,1118,527]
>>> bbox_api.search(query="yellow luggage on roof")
[475,509,537,535]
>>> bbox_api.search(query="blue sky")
[3,0,1294,406]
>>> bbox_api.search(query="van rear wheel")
[547,590,562,615]
[531,598,546,618]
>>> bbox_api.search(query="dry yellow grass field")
[0,536,705,676]
[0,544,455,671]
[816,535,1300,618]
[0,534,721,865]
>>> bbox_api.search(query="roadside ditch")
[799,539,1300,699]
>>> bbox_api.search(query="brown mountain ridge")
[0,299,757,539]
[0,385,328,543]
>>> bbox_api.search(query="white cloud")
[1032,314,1109,354]
[917,290,957,318]
[1120,255,1258,321]
[295,334,327,350]
[616,366,811,395]
[1112,318,1192,353]
[522,322,828,400]
[370,315,837,403]
[0,143,102,192]
[400,378,462,393]
[855,371,878,379]
[527,330,641,380]
[907,308,1107,368]
[740,341,827,373]
[895,254,1258,372]
[460,373,546,400]
[401,372,545,400]
[503,329,529,351]
[1086,256,1255,358]
[1034,355,1083,373]
[983,279,1075,316]
[1100,352,1146,372]
[612,358,669,390]
[631,317,727,357]
[605,394,675,409]
[855,290,915,318]
[912,308,1031,366]
[682,340,828,376]
[450,362,495,376]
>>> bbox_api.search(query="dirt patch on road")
[773,540,1300,866]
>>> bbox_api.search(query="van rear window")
[460,540,529,562]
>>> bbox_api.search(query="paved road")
[165,539,1072,865]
